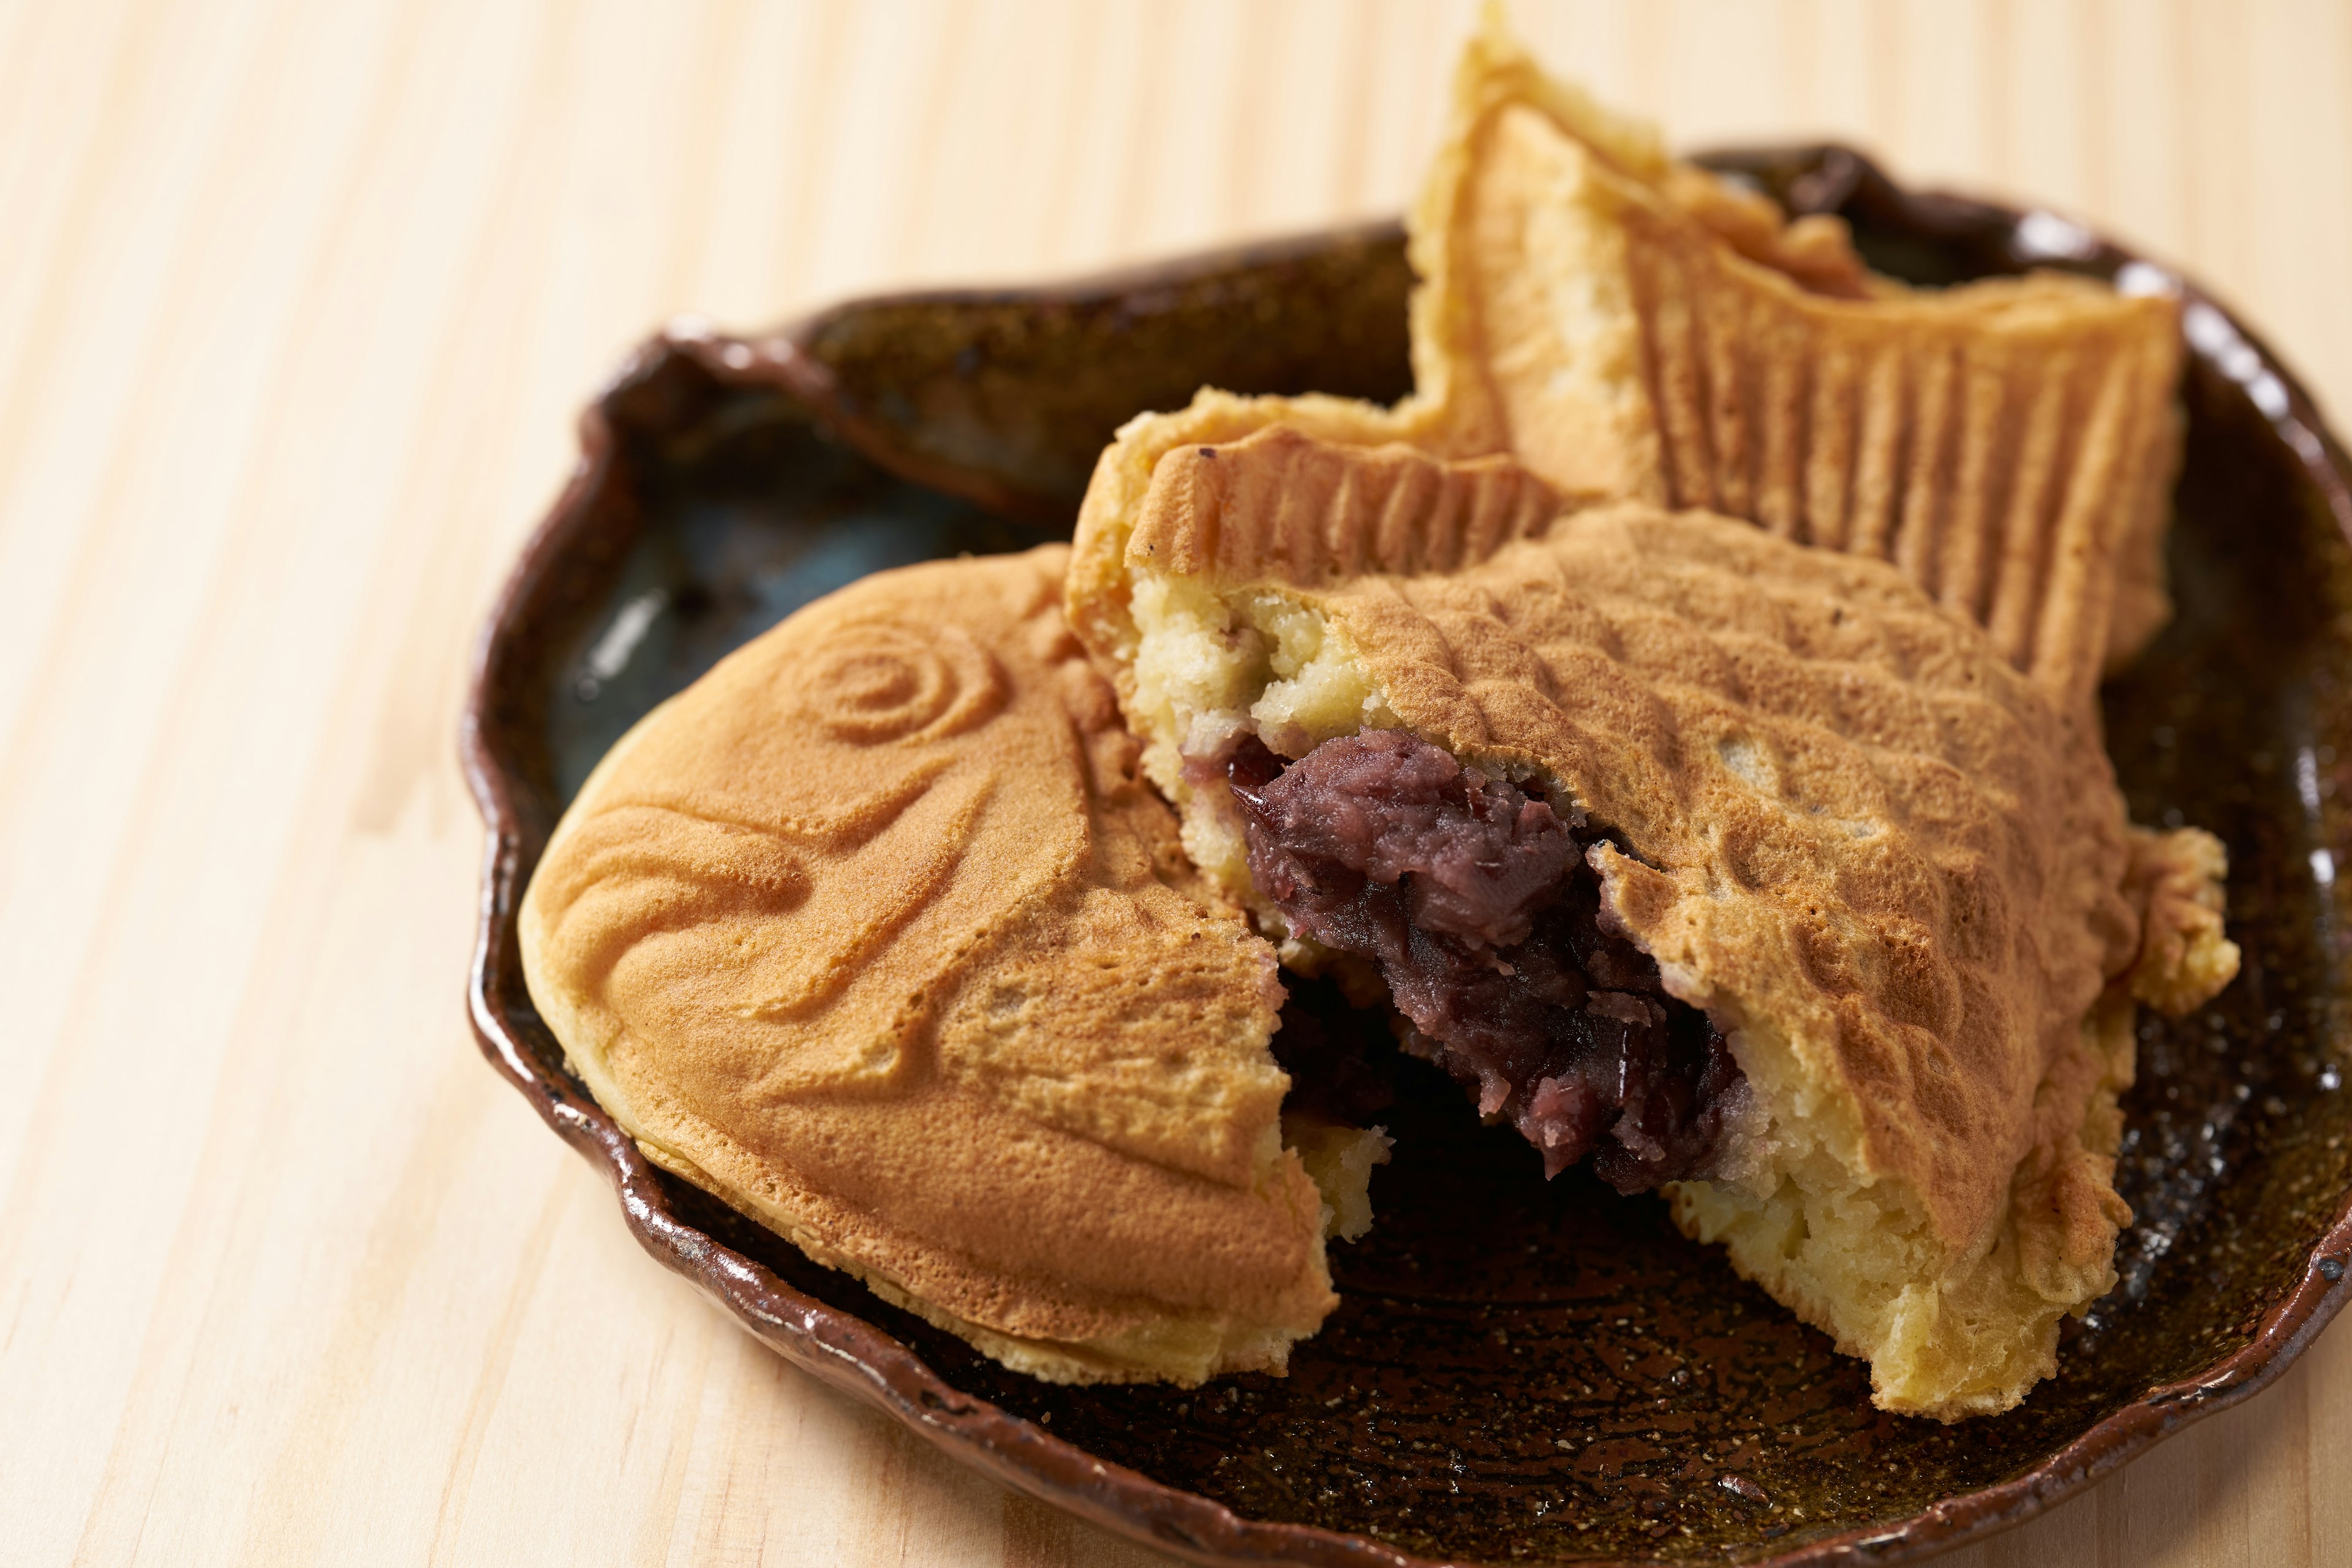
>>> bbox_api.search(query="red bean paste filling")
[1228,731,1744,1194]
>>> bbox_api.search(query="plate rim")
[460,145,2352,1568]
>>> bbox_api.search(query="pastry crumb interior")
[1129,573,1398,907]
[1284,1117,1393,1242]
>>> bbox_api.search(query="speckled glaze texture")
[463,148,2352,1566]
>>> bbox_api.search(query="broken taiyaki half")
[519,544,1387,1387]
[1072,423,2236,1417]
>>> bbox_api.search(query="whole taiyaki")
[1068,424,2235,1417]
[519,546,1384,1385]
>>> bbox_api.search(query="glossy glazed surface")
[465,147,2352,1566]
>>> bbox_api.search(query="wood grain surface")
[6,2,2350,1564]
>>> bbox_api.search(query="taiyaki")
[519,546,1384,1385]
[1066,424,2236,1417]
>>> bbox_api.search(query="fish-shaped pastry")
[521,546,1381,1385]
[1067,424,2235,1417]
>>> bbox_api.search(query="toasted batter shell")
[1427,99,2183,705]
[2125,824,2243,1016]
[1102,427,2211,1416]
[520,546,1339,1384]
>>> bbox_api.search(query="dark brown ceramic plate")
[463,146,2352,1566]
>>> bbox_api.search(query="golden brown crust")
[1126,426,1562,587]
[1108,429,2157,1415]
[2124,825,2242,1015]
[1420,94,2184,704]
[520,546,1337,1384]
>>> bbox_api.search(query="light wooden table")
[8,2,2351,1564]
